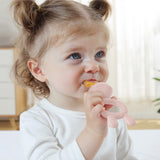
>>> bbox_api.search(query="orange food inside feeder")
[84,81,97,88]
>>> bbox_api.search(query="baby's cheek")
[102,65,109,81]
[104,72,109,81]
[57,73,77,89]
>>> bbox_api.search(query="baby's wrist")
[77,126,106,160]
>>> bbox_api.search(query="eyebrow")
[65,46,107,53]
[65,46,85,53]
[96,47,107,51]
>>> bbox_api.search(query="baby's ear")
[27,59,46,82]
[89,0,111,20]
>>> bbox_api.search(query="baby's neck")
[47,95,84,112]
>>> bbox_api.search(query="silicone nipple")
[84,81,97,88]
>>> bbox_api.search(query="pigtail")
[89,0,111,20]
[11,0,37,32]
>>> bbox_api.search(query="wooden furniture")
[0,48,27,129]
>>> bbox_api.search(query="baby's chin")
[75,88,88,99]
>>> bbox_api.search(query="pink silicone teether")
[89,82,136,128]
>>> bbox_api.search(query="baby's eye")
[95,51,105,58]
[69,53,82,60]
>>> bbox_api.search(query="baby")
[11,0,138,159]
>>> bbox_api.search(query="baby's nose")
[84,60,99,73]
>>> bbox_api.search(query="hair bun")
[89,0,111,20]
[11,0,40,34]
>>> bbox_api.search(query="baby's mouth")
[83,80,97,88]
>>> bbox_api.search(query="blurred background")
[0,0,160,160]
[107,0,160,120]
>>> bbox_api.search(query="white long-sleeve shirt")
[20,98,138,160]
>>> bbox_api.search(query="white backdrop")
[106,0,160,118]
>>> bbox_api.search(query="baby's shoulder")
[20,101,56,135]
[21,102,43,115]
[20,100,52,124]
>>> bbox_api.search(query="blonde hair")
[11,0,111,98]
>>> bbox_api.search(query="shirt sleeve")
[20,111,85,160]
[116,119,138,160]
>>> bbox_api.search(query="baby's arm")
[77,91,108,160]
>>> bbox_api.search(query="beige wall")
[0,0,18,47]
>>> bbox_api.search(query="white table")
[0,130,160,160]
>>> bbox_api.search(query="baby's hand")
[103,96,117,110]
[84,91,108,136]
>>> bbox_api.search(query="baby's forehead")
[46,20,109,45]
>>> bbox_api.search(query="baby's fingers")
[92,104,105,118]
[104,104,112,110]
[84,92,103,111]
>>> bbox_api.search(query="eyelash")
[95,51,105,59]
[68,53,82,60]
[67,51,106,63]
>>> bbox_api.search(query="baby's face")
[41,31,109,105]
